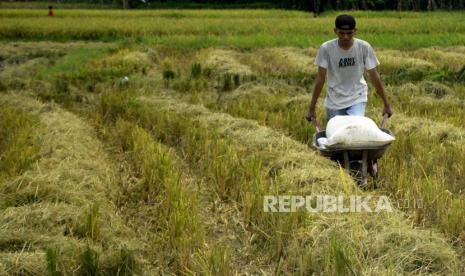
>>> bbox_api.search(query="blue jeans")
[326,102,367,122]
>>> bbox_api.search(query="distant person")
[306,14,393,123]
[48,6,54,17]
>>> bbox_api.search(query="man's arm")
[367,67,393,117]
[306,66,327,121]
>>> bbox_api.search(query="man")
[48,6,54,17]
[306,14,392,123]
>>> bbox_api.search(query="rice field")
[1,10,465,48]
[0,9,465,275]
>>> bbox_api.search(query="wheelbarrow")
[310,114,393,187]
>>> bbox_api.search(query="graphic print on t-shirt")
[339,57,356,68]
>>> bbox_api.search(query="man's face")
[334,27,356,43]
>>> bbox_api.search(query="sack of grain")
[323,115,394,149]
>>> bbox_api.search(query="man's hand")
[383,103,393,117]
[368,68,393,118]
[305,107,316,122]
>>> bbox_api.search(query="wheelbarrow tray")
[312,129,394,161]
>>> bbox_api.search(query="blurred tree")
[17,0,464,11]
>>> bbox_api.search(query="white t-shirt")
[315,38,379,110]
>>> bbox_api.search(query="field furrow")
[1,12,465,273]
[97,91,461,274]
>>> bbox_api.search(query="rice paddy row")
[1,41,464,273]
[181,49,465,239]
[1,10,465,49]
[0,94,143,274]
[169,77,465,240]
[97,90,461,274]
[143,46,465,242]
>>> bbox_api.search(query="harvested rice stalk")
[0,94,146,275]
[202,49,254,77]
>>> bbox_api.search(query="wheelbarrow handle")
[380,113,389,129]
[310,117,322,133]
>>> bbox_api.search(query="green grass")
[0,10,464,49]
[37,47,112,80]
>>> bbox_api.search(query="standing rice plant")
[81,245,100,276]
[98,93,298,272]
[377,118,465,238]
[110,118,205,273]
[193,244,232,276]
[46,247,60,276]
[86,203,100,242]
[111,95,460,274]
[2,10,465,48]
[325,231,357,275]
[0,104,40,180]
[102,246,138,276]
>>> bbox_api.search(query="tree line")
[125,0,464,10]
[16,0,463,11]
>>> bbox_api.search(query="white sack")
[324,115,394,148]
